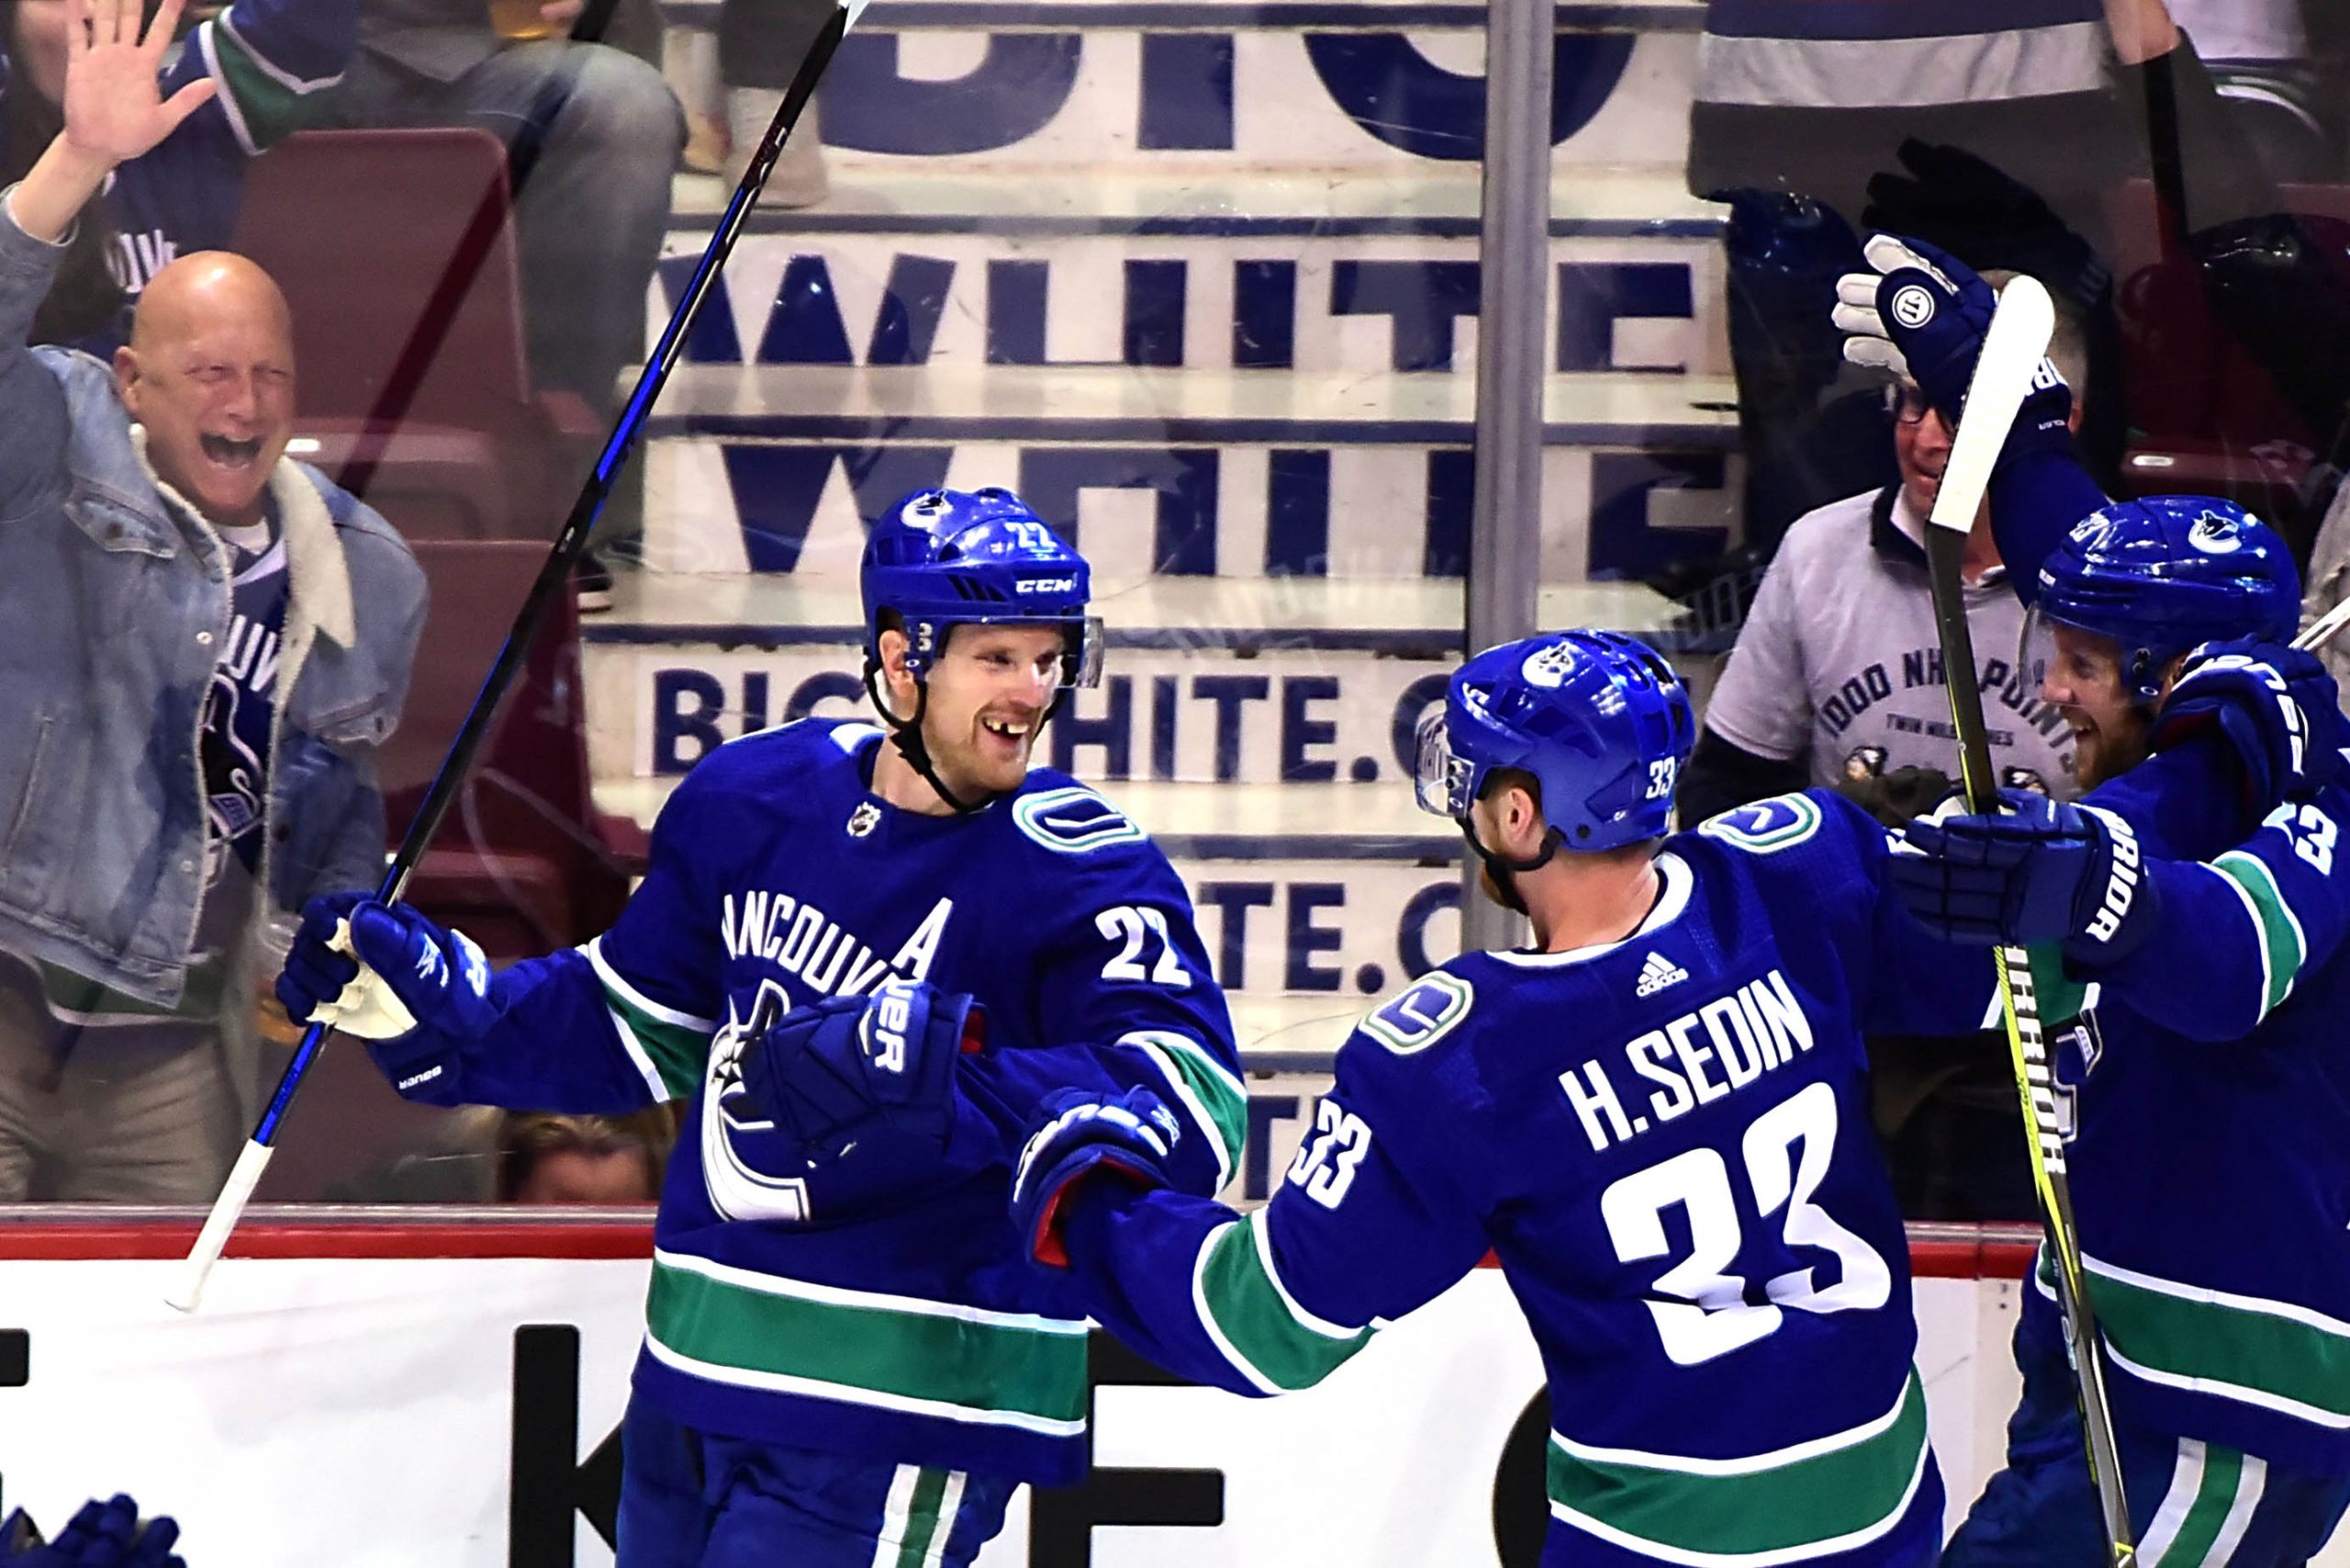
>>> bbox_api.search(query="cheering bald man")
[0,0,422,1203]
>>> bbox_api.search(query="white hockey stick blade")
[2295,595,2350,654]
[1930,274,2057,537]
[166,1138,274,1313]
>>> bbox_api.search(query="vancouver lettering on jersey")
[1556,969,1816,1153]
[718,889,955,998]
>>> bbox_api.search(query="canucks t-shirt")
[37,513,286,1029]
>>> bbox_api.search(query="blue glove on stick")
[274,892,501,1103]
[1891,789,2158,966]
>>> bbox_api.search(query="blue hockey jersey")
[1056,790,1998,1566]
[408,719,1244,1483]
[2020,781,2350,1473]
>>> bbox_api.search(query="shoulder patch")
[1013,786,1148,855]
[1359,971,1475,1056]
[1696,792,1824,855]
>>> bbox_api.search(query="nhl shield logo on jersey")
[845,801,881,838]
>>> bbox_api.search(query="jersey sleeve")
[1823,790,2004,1036]
[960,826,1245,1196]
[1057,1028,1489,1396]
[173,0,356,153]
[1987,445,2111,611]
[1698,547,1811,765]
[421,763,731,1113]
[2080,787,2350,1041]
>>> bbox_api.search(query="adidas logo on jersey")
[1634,951,1687,998]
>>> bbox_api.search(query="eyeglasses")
[1887,383,1935,427]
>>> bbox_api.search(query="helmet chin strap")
[1458,817,1560,917]
[864,663,994,816]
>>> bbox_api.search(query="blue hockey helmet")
[1415,630,1696,852]
[860,487,1104,688]
[2037,496,2300,703]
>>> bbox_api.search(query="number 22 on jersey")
[1600,1081,1889,1365]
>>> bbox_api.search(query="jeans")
[329,39,686,412]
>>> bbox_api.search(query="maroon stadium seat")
[231,129,600,541]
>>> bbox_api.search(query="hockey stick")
[2295,593,2350,655]
[168,0,873,1313]
[1922,276,2137,1564]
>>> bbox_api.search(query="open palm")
[60,0,218,164]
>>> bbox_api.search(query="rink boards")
[0,1226,2066,1568]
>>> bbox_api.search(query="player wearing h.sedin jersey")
[1006,631,1999,1567]
[272,487,1243,1568]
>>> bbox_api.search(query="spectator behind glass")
[710,0,830,201]
[0,0,423,1203]
[2167,0,2334,183]
[322,0,684,418]
[1678,300,2092,824]
[497,1108,675,1204]
[0,0,357,352]
[1675,274,2092,1223]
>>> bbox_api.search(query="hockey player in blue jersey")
[1846,234,2350,1562]
[1003,629,2000,1566]
[271,487,1246,1567]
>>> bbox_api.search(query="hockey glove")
[1832,233,2073,470]
[1011,1088,1182,1270]
[2152,637,2344,813]
[274,892,499,1104]
[1891,790,2158,966]
[736,979,985,1163]
[2,1496,183,1568]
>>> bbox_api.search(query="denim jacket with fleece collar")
[0,192,425,1009]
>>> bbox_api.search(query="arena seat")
[2107,180,2350,533]
[231,129,601,541]
[385,540,636,959]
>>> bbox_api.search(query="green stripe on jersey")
[1193,1212,1372,1393]
[2213,853,2306,1019]
[1128,1032,1246,1189]
[644,1253,1089,1431]
[2047,1254,2350,1427]
[587,938,712,1102]
[208,20,333,147]
[1547,1369,1929,1564]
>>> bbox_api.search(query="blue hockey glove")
[1891,790,2158,965]
[274,892,499,1104]
[2,1496,183,1567]
[736,979,985,1163]
[1011,1088,1182,1269]
[1833,233,2073,471]
[2152,637,2344,812]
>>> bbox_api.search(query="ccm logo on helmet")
[1017,577,1076,594]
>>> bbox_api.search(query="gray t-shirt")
[1706,486,2078,799]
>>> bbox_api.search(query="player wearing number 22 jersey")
[1009,631,1998,1567]
[274,489,1244,1568]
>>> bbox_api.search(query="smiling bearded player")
[273,487,1246,1567]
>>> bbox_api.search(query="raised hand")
[59,0,218,166]
[2154,638,2346,812]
